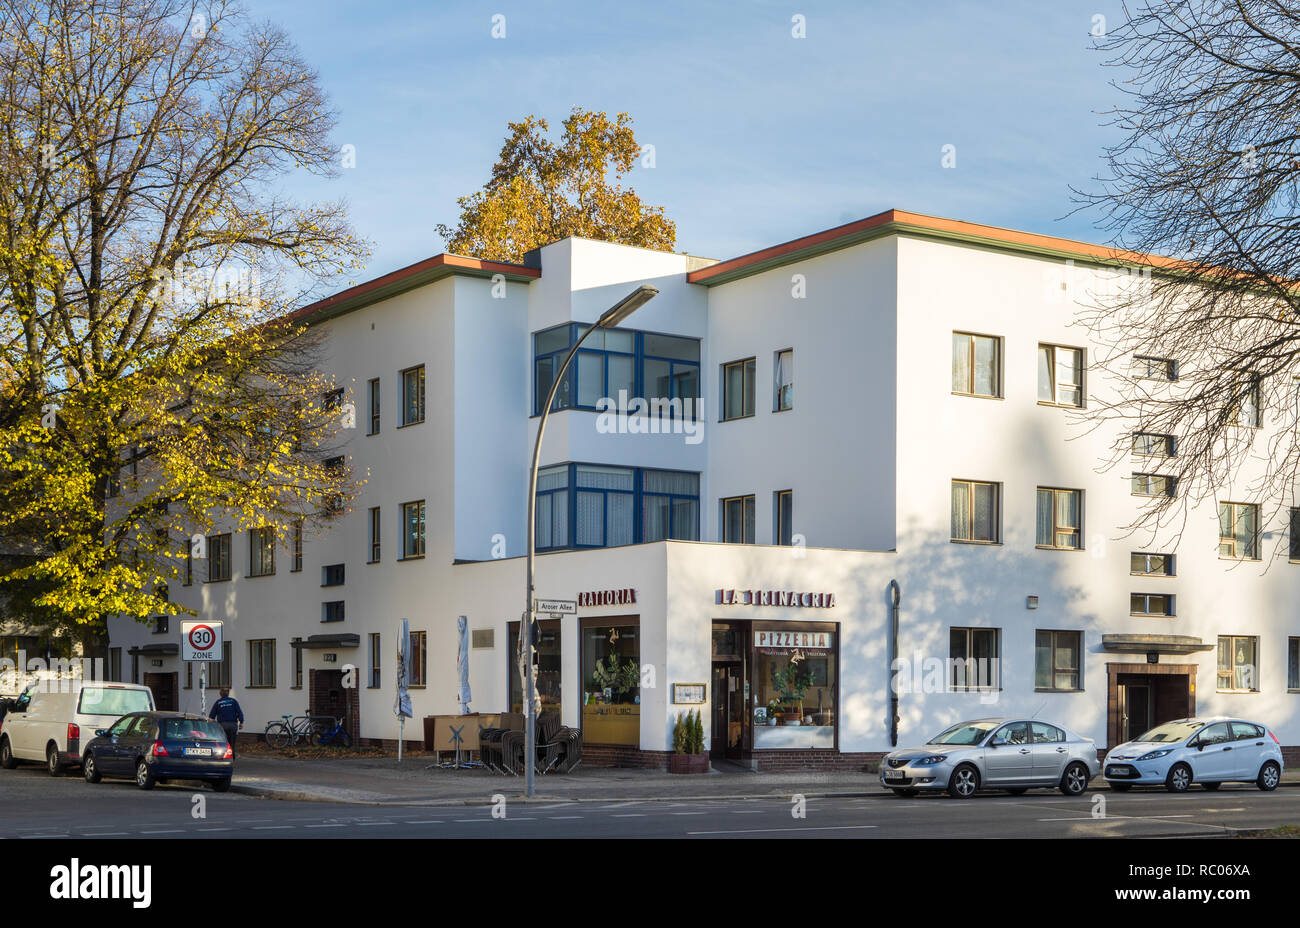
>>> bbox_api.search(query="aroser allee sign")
[715,589,836,608]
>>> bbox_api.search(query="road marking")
[611,813,646,818]
[305,824,346,828]
[732,810,765,814]
[251,825,293,830]
[403,820,443,824]
[1037,813,1196,822]
[20,834,68,839]
[600,802,641,809]
[194,827,231,832]
[670,812,705,816]
[546,815,583,820]
[140,829,183,834]
[356,822,394,826]
[81,832,129,837]
[688,825,878,835]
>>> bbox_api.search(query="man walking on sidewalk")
[209,687,245,757]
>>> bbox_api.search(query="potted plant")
[764,700,782,726]
[772,663,814,725]
[669,709,708,774]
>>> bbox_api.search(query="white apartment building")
[107,209,1300,769]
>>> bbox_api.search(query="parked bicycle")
[312,716,352,749]
[264,713,327,749]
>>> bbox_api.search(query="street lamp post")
[523,284,658,797]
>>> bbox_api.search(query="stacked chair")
[492,711,583,775]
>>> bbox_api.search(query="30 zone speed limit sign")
[182,620,223,662]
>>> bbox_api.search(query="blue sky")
[257,0,1128,280]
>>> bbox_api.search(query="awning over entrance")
[127,643,178,656]
[1102,634,1214,655]
[292,634,361,650]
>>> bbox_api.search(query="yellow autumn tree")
[436,108,676,263]
[0,0,367,660]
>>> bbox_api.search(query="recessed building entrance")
[1106,663,1196,748]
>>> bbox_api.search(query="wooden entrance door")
[144,672,178,711]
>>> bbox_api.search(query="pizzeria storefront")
[710,590,840,761]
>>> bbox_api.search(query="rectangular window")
[401,364,426,426]
[752,626,838,749]
[153,616,169,634]
[581,618,640,746]
[540,464,701,550]
[184,662,192,689]
[1131,593,1175,616]
[409,630,427,687]
[1232,375,1262,427]
[323,456,344,515]
[1133,355,1177,381]
[291,520,303,572]
[321,563,345,587]
[949,628,1000,691]
[774,349,793,411]
[323,388,344,411]
[722,358,756,420]
[108,648,122,682]
[1035,488,1082,550]
[1218,502,1259,559]
[291,639,302,689]
[951,480,1000,543]
[1037,344,1084,407]
[775,490,793,546]
[508,620,560,715]
[641,469,700,543]
[1130,552,1175,577]
[1131,473,1176,498]
[951,332,1001,398]
[721,495,756,544]
[1291,508,1300,562]
[401,500,426,559]
[322,601,345,623]
[1132,432,1176,457]
[367,378,380,434]
[1218,635,1258,692]
[533,325,700,417]
[184,545,192,586]
[369,633,381,689]
[248,639,275,688]
[573,465,635,548]
[206,533,232,582]
[248,527,275,577]
[1034,630,1081,691]
[1289,638,1299,690]
[369,507,381,562]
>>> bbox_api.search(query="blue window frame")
[536,463,700,552]
[532,325,701,417]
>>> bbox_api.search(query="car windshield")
[1134,720,1205,743]
[77,686,153,716]
[928,721,998,745]
[160,719,227,742]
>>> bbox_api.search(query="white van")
[0,680,155,775]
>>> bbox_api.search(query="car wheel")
[947,763,980,799]
[135,758,156,790]
[83,753,101,783]
[212,778,232,793]
[1060,762,1090,796]
[1006,787,1028,795]
[1108,782,1132,792]
[1201,781,1221,791]
[46,744,62,777]
[1165,762,1191,793]
[0,737,16,770]
[1257,761,1281,792]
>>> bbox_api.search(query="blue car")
[82,711,234,791]
[1103,716,1283,793]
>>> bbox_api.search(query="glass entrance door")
[710,662,743,759]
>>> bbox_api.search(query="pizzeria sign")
[754,630,834,650]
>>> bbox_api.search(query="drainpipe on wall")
[889,579,901,748]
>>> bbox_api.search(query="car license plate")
[885,774,906,782]
[184,747,212,757]
[1106,766,1123,777]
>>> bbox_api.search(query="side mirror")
[1193,741,1204,751]
[94,729,106,737]
[989,737,1005,747]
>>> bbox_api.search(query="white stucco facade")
[106,209,1300,766]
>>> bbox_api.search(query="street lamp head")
[597,285,658,329]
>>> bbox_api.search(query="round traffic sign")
[188,623,215,651]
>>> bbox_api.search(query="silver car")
[880,717,1100,798]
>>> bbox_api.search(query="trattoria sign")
[716,589,835,608]
[578,588,637,607]
[754,630,834,650]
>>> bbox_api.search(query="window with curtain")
[721,495,755,544]
[207,533,231,581]
[1217,636,1257,692]
[1035,488,1081,549]
[1034,630,1081,690]
[536,465,570,550]
[1037,344,1083,406]
[949,627,1000,690]
[774,349,793,411]
[642,469,699,542]
[248,639,275,688]
[249,526,275,576]
[1218,502,1259,559]
[951,480,999,542]
[539,464,699,550]
[575,466,635,547]
[952,332,1000,397]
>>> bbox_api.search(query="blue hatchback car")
[82,711,234,791]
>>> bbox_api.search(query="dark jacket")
[209,696,244,725]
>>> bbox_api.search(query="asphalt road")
[1,765,1298,838]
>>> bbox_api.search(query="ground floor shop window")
[751,626,836,749]
[581,617,640,745]
[508,620,562,717]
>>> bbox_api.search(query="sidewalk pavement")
[228,754,1300,806]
